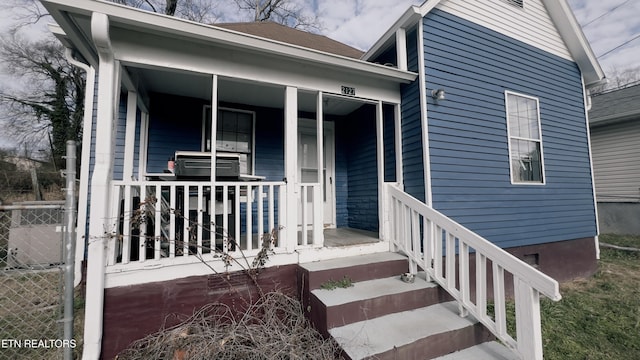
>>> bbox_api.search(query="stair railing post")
[514,277,543,360]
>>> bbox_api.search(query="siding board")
[400,76,425,201]
[113,93,127,180]
[424,9,597,248]
[591,121,640,202]
[437,0,572,60]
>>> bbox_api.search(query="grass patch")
[319,276,354,290]
[541,234,640,359]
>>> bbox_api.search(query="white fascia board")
[45,8,98,68]
[41,0,415,84]
[363,6,423,61]
[362,0,446,62]
[542,0,605,87]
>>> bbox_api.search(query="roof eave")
[364,0,606,87]
[590,110,640,128]
[542,0,605,87]
[362,6,423,61]
[41,0,416,84]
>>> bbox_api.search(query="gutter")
[589,110,640,128]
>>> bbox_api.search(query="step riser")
[299,258,409,291]
[314,286,453,334]
[298,257,409,334]
[347,323,494,360]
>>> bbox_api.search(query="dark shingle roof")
[590,84,640,125]
[214,21,364,59]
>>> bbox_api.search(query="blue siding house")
[42,0,604,359]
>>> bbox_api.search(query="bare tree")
[177,0,219,23]
[107,0,320,30]
[0,0,49,29]
[233,0,321,31]
[110,0,198,17]
[590,66,640,94]
[0,33,84,168]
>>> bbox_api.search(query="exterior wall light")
[431,89,446,101]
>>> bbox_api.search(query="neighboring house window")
[502,0,524,8]
[505,91,544,184]
[203,107,255,175]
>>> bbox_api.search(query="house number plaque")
[341,86,356,96]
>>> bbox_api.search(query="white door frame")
[298,118,336,228]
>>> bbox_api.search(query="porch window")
[203,107,255,174]
[505,91,544,184]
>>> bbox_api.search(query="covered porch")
[98,58,411,286]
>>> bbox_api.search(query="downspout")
[82,12,116,360]
[582,78,600,259]
[63,47,96,288]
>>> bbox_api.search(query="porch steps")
[298,252,513,360]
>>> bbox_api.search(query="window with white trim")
[505,91,544,184]
[203,106,255,174]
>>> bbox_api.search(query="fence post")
[63,140,77,360]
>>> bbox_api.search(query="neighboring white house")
[590,84,640,234]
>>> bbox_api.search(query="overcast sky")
[0,0,639,149]
[214,0,640,73]
[2,0,637,73]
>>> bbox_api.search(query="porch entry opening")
[298,119,335,228]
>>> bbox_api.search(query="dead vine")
[115,291,342,360]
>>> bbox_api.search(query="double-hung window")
[505,91,544,184]
[203,106,255,175]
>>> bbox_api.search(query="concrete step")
[433,341,519,360]
[310,272,452,335]
[298,252,409,291]
[329,301,494,360]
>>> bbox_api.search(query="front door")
[298,119,335,228]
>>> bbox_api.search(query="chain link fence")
[0,202,70,359]
[0,142,78,359]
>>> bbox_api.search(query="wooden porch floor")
[322,228,380,247]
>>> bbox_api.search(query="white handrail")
[385,183,560,360]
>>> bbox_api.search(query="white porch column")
[396,28,408,71]
[394,103,404,187]
[284,86,298,252]
[210,75,218,181]
[376,101,386,241]
[123,91,137,180]
[209,75,218,247]
[137,112,149,180]
[83,12,117,360]
[314,92,324,246]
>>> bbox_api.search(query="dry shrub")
[116,291,342,360]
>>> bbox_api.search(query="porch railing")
[385,183,561,360]
[298,183,323,247]
[108,180,286,266]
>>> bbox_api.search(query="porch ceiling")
[127,66,367,115]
